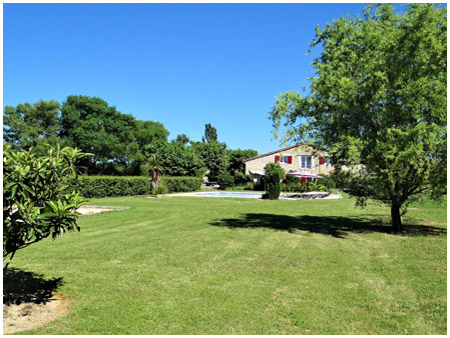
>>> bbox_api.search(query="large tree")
[227,149,258,174]
[134,120,169,149]
[60,95,137,174]
[143,139,205,177]
[194,124,228,181]
[270,4,446,231]
[3,100,61,153]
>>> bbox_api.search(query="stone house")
[243,144,334,182]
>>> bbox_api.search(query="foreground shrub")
[3,144,90,268]
[264,163,284,200]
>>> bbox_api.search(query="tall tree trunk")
[391,204,402,231]
[152,171,159,190]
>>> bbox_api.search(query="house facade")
[243,144,334,178]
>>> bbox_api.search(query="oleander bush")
[3,144,90,268]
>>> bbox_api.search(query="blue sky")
[4,3,374,154]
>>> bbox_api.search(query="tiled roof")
[243,144,303,162]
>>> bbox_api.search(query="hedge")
[159,176,202,193]
[68,176,202,198]
[67,176,151,198]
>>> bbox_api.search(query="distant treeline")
[3,95,257,179]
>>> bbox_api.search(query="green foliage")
[159,176,203,193]
[67,176,152,198]
[3,100,61,153]
[152,185,169,195]
[281,182,307,193]
[3,144,91,268]
[217,171,235,190]
[193,141,229,181]
[234,171,252,185]
[174,134,191,145]
[202,123,218,143]
[228,182,255,191]
[144,139,205,177]
[227,149,258,174]
[264,163,284,200]
[329,170,351,190]
[140,163,151,177]
[319,176,336,190]
[60,95,137,173]
[269,4,447,230]
[309,183,328,192]
[133,120,169,149]
[67,176,201,197]
[55,95,169,176]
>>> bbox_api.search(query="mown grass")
[5,194,446,334]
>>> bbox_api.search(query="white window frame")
[301,155,312,169]
[279,155,290,164]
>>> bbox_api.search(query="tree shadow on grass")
[3,268,64,306]
[210,213,446,239]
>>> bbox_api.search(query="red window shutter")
[288,156,292,164]
[301,177,307,183]
[275,156,280,163]
[319,156,325,165]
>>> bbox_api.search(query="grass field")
[4,194,447,334]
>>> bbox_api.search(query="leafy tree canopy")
[3,100,61,153]
[174,134,191,145]
[134,120,169,149]
[228,149,258,173]
[202,123,218,143]
[60,95,136,168]
[270,4,447,230]
[143,139,204,177]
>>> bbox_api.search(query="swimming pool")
[173,191,263,198]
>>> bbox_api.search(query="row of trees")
[4,96,168,175]
[4,96,257,180]
[142,127,257,181]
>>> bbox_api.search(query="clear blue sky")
[4,3,374,154]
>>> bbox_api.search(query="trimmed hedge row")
[68,176,202,198]
[159,176,203,193]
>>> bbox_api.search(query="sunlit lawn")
[5,194,447,334]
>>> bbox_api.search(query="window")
[301,156,311,169]
[280,156,292,164]
[275,155,292,164]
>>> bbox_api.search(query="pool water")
[186,192,263,198]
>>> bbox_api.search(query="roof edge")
[243,144,304,162]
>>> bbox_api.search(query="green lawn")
[5,194,447,334]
